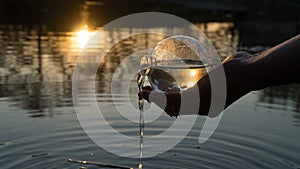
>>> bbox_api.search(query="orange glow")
[187,81,195,88]
[76,26,94,48]
[190,70,197,77]
[206,22,233,32]
[70,25,106,51]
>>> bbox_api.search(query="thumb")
[148,90,167,110]
[139,86,153,102]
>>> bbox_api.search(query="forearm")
[249,35,300,90]
[141,35,300,118]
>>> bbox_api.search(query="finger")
[148,90,167,111]
[142,86,153,91]
[222,51,251,63]
[222,55,234,63]
[232,51,251,58]
[140,90,151,102]
[139,86,153,102]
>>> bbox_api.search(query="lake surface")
[0,23,300,169]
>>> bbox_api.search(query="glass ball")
[141,35,215,91]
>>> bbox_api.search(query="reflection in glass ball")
[145,35,213,91]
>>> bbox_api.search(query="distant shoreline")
[0,0,300,31]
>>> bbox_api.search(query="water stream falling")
[137,72,145,169]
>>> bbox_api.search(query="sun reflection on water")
[69,25,107,54]
[75,25,95,48]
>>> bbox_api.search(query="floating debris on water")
[31,153,49,158]
[68,159,134,169]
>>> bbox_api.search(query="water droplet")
[138,163,143,169]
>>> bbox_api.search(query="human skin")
[140,35,300,117]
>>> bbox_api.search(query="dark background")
[0,0,299,45]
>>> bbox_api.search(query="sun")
[76,25,94,48]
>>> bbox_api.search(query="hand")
[140,51,254,117]
[140,86,182,117]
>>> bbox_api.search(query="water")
[0,23,300,169]
[137,72,145,169]
[146,61,208,91]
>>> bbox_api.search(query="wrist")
[222,54,255,106]
[246,53,269,91]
